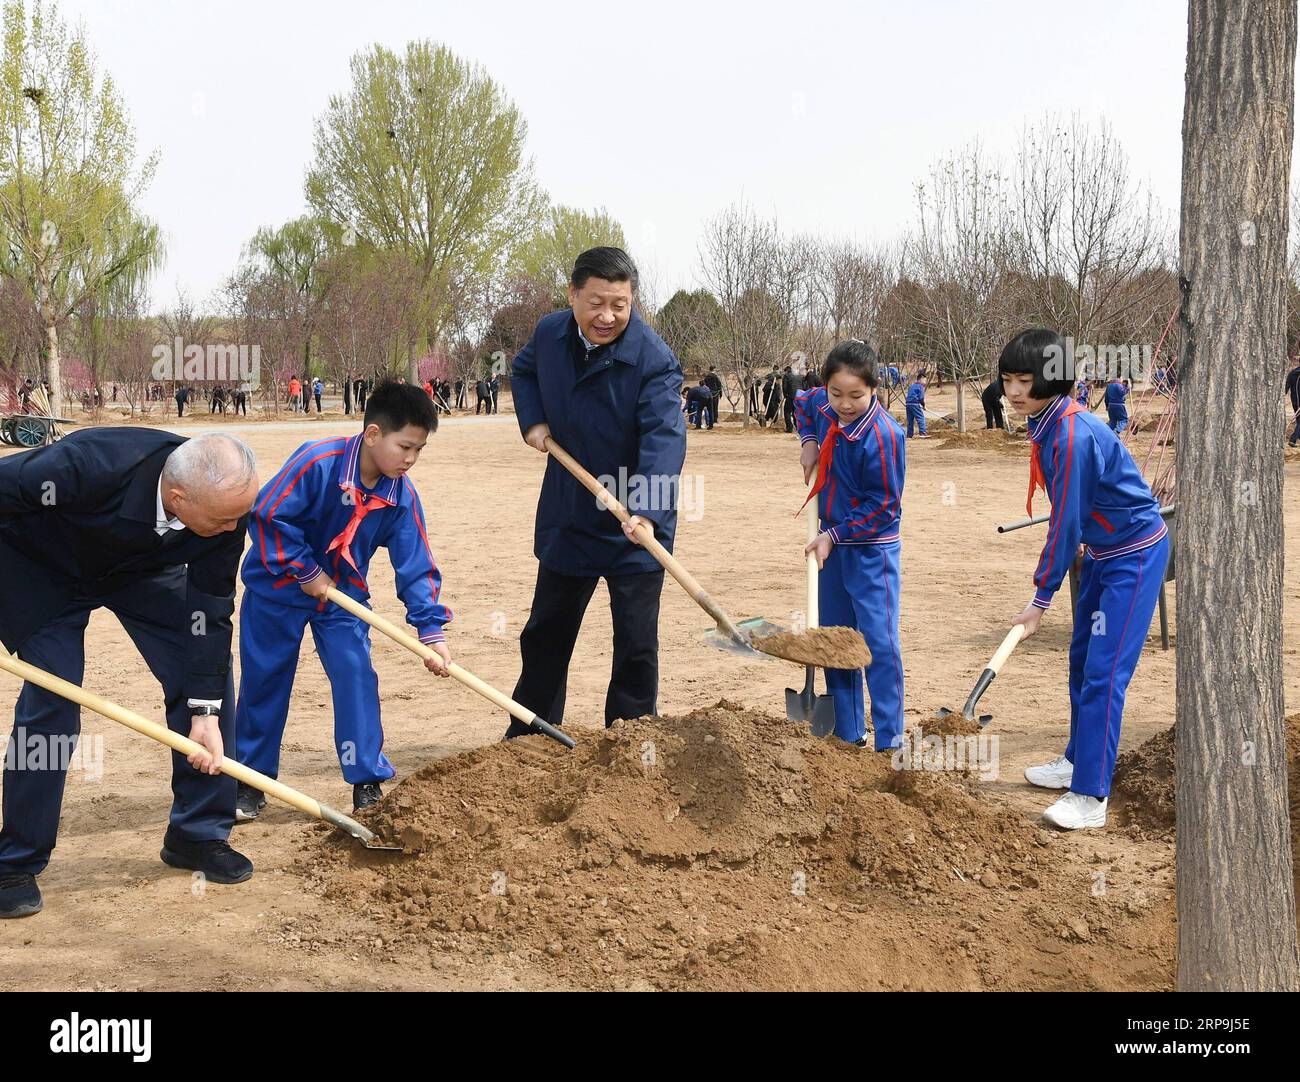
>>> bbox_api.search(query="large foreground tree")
[1177,0,1300,991]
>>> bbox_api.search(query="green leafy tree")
[515,204,627,306]
[654,287,723,372]
[0,0,159,417]
[305,40,541,381]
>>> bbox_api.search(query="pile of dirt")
[1111,717,1300,942]
[1110,726,1176,834]
[304,702,1173,990]
[935,428,1031,455]
[1112,716,1300,841]
[753,626,871,668]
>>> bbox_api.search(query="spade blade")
[702,617,785,659]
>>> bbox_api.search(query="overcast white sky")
[57,0,1192,310]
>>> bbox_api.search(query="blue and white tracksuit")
[795,389,906,748]
[1027,395,1168,798]
[1104,380,1129,432]
[905,381,927,437]
[234,434,453,784]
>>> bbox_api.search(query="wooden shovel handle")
[988,624,1027,675]
[323,587,574,747]
[0,651,337,827]
[805,495,820,631]
[542,436,745,641]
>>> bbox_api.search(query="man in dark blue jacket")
[0,428,260,918]
[507,247,686,737]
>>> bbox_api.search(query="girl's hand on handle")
[800,442,819,485]
[300,574,333,601]
[423,641,452,676]
[804,530,833,570]
[1011,604,1043,640]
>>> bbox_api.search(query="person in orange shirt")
[287,375,302,414]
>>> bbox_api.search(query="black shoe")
[160,829,253,884]
[353,782,383,812]
[0,873,42,918]
[234,782,267,823]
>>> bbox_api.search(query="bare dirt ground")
[0,386,1295,990]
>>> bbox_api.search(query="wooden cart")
[0,412,72,448]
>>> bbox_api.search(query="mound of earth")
[935,427,1031,454]
[1111,726,1176,834]
[1112,717,1300,936]
[304,702,1173,991]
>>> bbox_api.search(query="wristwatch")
[190,704,221,717]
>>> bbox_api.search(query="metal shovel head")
[786,668,837,737]
[321,803,402,852]
[809,694,837,738]
[702,617,785,659]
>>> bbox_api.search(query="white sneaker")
[1042,791,1107,830]
[1024,755,1073,789]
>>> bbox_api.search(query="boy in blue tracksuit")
[1104,376,1129,431]
[233,381,453,817]
[905,374,928,438]
[1001,329,1168,830]
[796,341,906,750]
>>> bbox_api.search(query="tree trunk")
[955,380,966,434]
[36,279,62,420]
[1176,0,1300,991]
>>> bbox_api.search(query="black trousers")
[506,565,664,736]
[0,567,237,877]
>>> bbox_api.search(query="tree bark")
[1177,0,1300,991]
[36,276,63,420]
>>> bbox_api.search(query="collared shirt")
[242,433,451,643]
[794,389,905,545]
[155,479,186,537]
[1024,394,1166,609]
[157,479,221,709]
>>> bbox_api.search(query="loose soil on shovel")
[753,626,872,668]
[306,701,1173,991]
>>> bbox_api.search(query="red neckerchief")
[799,420,842,513]
[325,486,395,588]
[1028,399,1085,515]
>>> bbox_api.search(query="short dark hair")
[364,379,438,435]
[571,246,638,292]
[822,339,879,387]
[997,328,1075,399]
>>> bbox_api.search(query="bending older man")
[0,428,260,918]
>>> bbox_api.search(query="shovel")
[542,436,783,658]
[0,651,399,851]
[786,496,837,736]
[324,586,577,749]
[936,624,1026,727]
